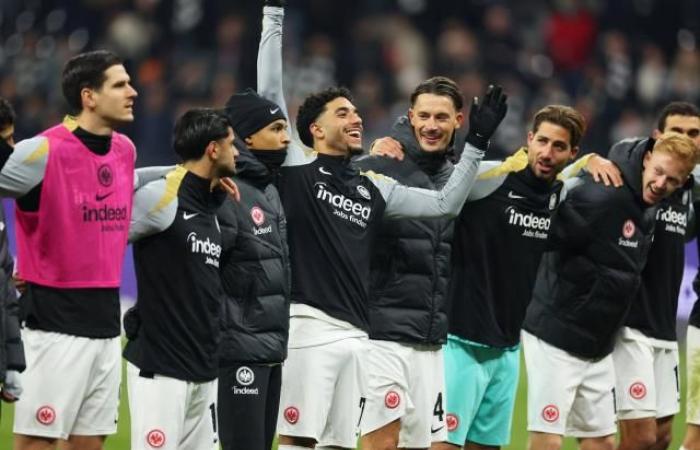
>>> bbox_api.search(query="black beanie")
[224,88,286,140]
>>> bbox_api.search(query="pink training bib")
[16,122,135,288]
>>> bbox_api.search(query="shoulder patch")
[477,148,528,180]
[22,137,50,164]
[152,166,187,213]
[361,169,398,185]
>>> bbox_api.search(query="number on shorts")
[675,365,680,394]
[210,403,217,433]
[433,392,445,422]
[357,397,366,427]
[611,388,617,414]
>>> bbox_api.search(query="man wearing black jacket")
[353,76,466,450]
[610,102,700,450]
[218,88,291,450]
[522,133,698,450]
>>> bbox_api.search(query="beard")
[216,163,237,178]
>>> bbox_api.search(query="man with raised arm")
[255,2,506,449]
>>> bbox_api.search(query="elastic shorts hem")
[565,427,617,438]
[12,428,67,440]
[617,409,657,420]
[360,411,403,436]
[66,427,117,437]
[688,418,700,425]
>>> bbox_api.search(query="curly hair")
[296,86,353,147]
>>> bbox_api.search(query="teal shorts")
[443,335,520,446]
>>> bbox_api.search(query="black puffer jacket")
[218,145,290,365]
[610,138,692,341]
[523,145,658,358]
[0,204,24,380]
[353,115,465,345]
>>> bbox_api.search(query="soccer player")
[0,98,25,411]
[216,88,291,450]
[432,105,596,450]
[353,76,466,450]
[610,102,700,450]
[123,108,238,450]
[256,4,506,449]
[0,50,137,450]
[521,132,699,450]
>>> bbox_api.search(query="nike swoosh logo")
[95,192,113,201]
[319,166,332,176]
[270,107,280,114]
[183,212,199,220]
[508,191,525,200]
[431,425,444,433]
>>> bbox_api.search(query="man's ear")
[81,87,96,110]
[455,111,465,128]
[206,140,218,160]
[652,129,662,140]
[569,146,579,160]
[310,122,324,141]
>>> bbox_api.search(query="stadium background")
[1,0,700,447]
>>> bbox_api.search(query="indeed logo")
[506,207,551,231]
[315,183,371,221]
[82,204,128,222]
[186,232,222,259]
[657,208,687,227]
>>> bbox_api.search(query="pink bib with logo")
[16,122,135,287]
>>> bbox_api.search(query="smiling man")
[252,4,507,450]
[607,102,700,450]
[352,77,466,450]
[521,132,699,450]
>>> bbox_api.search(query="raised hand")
[465,84,508,150]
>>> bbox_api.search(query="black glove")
[264,0,286,6]
[465,84,508,150]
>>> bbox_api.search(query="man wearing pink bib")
[0,50,138,450]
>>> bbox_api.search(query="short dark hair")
[296,86,353,147]
[409,76,463,111]
[532,105,587,148]
[0,98,16,130]
[656,101,700,132]
[62,50,124,113]
[173,108,231,162]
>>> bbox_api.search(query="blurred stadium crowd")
[1,0,699,165]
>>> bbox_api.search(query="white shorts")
[278,336,367,448]
[360,340,446,447]
[687,325,700,425]
[612,328,680,420]
[126,363,218,450]
[522,330,617,438]
[13,329,121,439]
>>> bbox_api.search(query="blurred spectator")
[0,0,698,164]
